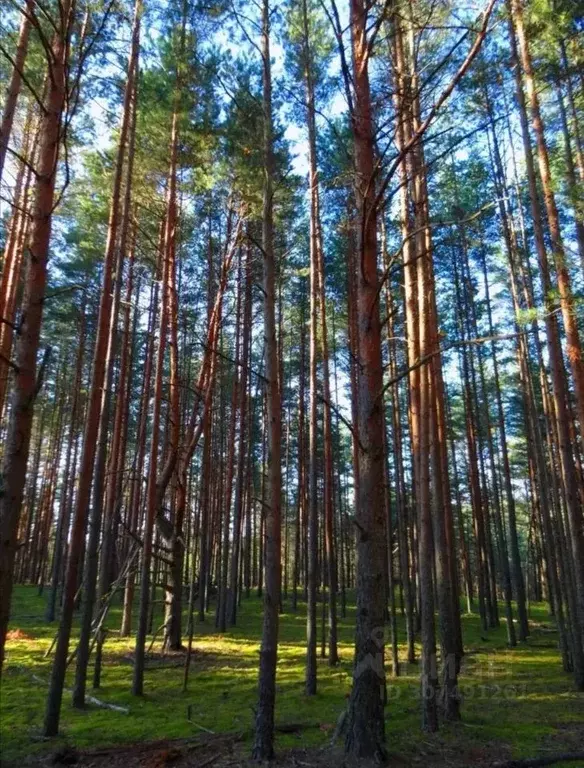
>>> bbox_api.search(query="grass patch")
[1,586,582,765]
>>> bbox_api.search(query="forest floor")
[1,587,583,767]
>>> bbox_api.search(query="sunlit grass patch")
[1,586,582,765]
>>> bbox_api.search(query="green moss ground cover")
[1,586,582,765]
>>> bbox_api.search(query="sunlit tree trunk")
[508,2,584,689]
[0,3,32,179]
[1,0,74,678]
[511,0,584,442]
[0,141,33,421]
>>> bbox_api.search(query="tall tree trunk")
[408,42,461,716]
[1,0,74,676]
[381,399,399,677]
[385,276,415,663]
[133,215,169,695]
[43,0,141,729]
[293,288,307,613]
[454,256,488,634]
[157,106,182,648]
[555,76,584,278]
[300,0,338,670]
[17,396,46,584]
[511,0,584,441]
[508,2,584,688]
[0,147,33,422]
[484,102,529,640]
[73,0,142,704]
[252,0,282,757]
[45,299,86,623]
[218,251,242,633]
[0,3,31,179]
[121,278,158,637]
[305,22,319,687]
[344,0,386,757]
[388,20,416,663]
[228,242,252,626]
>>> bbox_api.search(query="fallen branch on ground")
[31,674,129,714]
[187,705,215,734]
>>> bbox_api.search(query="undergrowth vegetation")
[1,586,583,765]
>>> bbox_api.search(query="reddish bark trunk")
[44,0,139,726]
[1,0,74,676]
[0,3,32,179]
[344,0,386,756]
